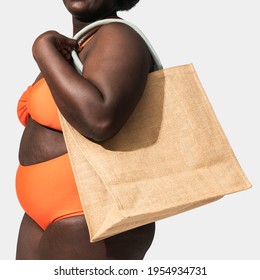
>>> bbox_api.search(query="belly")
[16,153,82,229]
[18,117,67,166]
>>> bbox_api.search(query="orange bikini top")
[17,78,62,130]
[17,36,94,131]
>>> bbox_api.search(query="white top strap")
[71,18,163,74]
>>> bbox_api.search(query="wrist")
[32,31,58,58]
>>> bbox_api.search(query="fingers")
[59,38,80,62]
[60,49,73,62]
[67,38,81,52]
[61,38,80,62]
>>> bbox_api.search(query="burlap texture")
[59,64,251,242]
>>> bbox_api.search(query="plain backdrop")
[0,0,259,260]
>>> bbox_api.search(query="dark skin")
[16,0,155,259]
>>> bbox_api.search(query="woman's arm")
[32,23,152,141]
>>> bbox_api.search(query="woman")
[16,0,155,260]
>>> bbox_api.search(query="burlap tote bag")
[58,19,251,242]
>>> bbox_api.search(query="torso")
[18,31,97,167]
[18,118,67,166]
[18,74,67,166]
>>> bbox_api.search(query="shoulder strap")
[71,18,163,73]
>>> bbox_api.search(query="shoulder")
[96,21,145,44]
[90,21,152,64]
[80,20,153,76]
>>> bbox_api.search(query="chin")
[63,0,117,21]
[63,0,91,15]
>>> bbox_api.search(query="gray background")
[1,0,259,260]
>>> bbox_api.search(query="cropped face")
[63,0,117,21]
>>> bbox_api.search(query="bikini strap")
[79,34,95,49]
[71,18,163,74]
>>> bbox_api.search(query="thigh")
[16,213,44,260]
[39,215,155,260]
[39,215,106,260]
[104,221,156,260]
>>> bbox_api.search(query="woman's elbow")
[82,118,116,142]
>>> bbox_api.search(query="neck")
[72,13,120,36]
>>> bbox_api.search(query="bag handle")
[71,18,163,73]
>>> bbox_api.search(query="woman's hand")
[32,31,80,62]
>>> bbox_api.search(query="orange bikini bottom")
[16,153,83,230]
